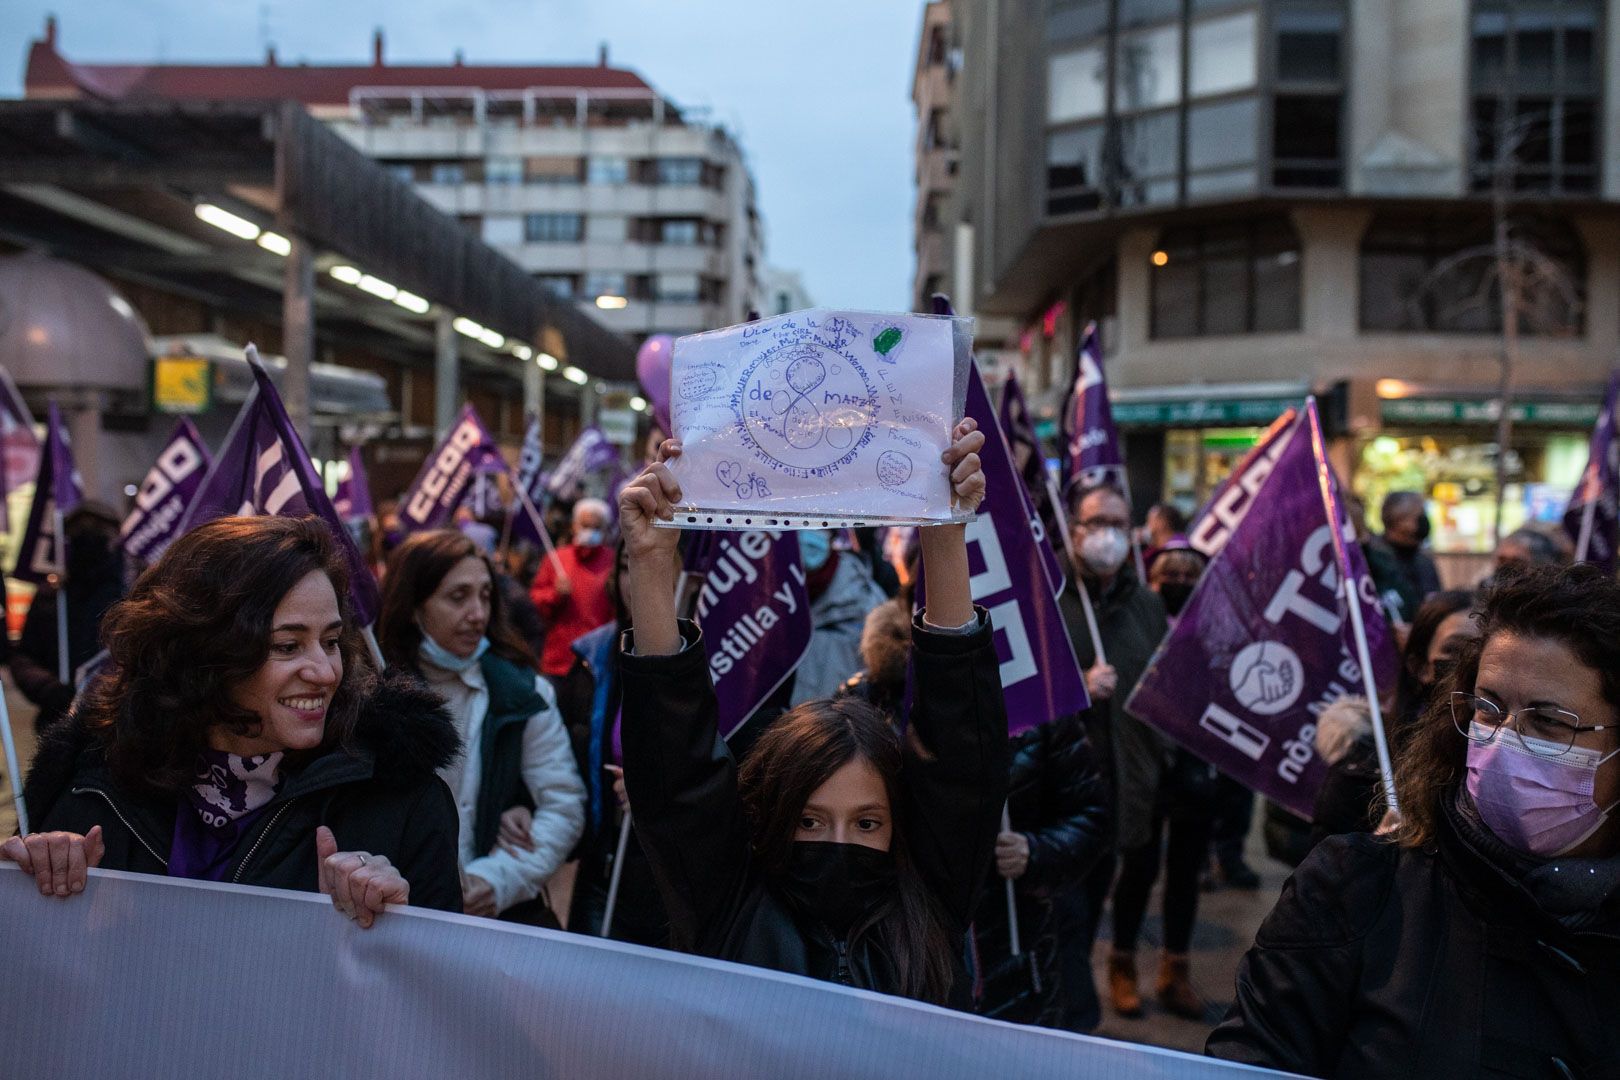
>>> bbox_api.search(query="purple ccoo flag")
[398,405,508,533]
[1564,370,1620,571]
[1187,408,1300,560]
[1059,322,1126,494]
[997,369,1065,596]
[544,425,619,500]
[516,412,547,506]
[1126,399,1397,819]
[685,529,812,739]
[120,417,212,564]
[14,402,83,584]
[333,445,374,522]
[916,362,1089,736]
[179,347,381,625]
[0,366,39,532]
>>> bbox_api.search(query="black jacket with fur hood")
[22,670,464,911]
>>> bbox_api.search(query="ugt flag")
[333,445,374,522]
[516,412,547,507]
[14,402,82,585]
[1187,407,1300,560]
[544,425,618,500]
[997,369,1064,596]
[1059,321,1125,494]
[0,365,39,530]
[1564,370,1620,571]
[121,418,212,564]
[180,347,380,625]
[398,404,506,533]
[685,529,812,739]
[1126,399,1396,819]
[916,362,1089,736]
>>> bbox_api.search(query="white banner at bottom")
[0,867,1290,1079]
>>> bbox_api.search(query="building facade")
[936,0,1620,571]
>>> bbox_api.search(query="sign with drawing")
[666,309,973,529]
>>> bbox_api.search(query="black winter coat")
[12,569,125,733]
[620,611,1010,1008]
[971,711,1110,1024]
[22,671,464,911]
[1208,792,1620,1078]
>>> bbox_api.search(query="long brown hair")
[1394,564,1620,849]
[376,529,534,672]
[79,516,370,794]
[737,696,956,1004]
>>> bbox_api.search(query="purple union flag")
[120,417,212,564]
[1126,400,1396,819]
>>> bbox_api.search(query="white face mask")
[1080,526,1130,575]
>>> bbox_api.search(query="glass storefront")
[1353,429,1589,554]
[1163,426,1270,516]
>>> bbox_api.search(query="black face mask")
[777,841,897,935]
[1158,582,1195,616]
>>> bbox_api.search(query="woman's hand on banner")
[462,873,497,918]
[1,826,104,897]
[316,825,408,929]
[1085,662,1118,701]
[994,831,1030,880]
[943,418,986,515]
[497,806,536,855]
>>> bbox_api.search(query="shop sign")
[1381,398,1600,427]
[151,355,212,415]
[597,407,638,446]
[1113,397,1296,427]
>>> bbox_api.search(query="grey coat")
[790,554,889,706]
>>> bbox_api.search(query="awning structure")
[149,333,391,417]
[0,98,635,381]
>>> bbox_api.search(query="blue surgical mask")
[578,528,605,548]
[800,529,832,572]
[418,632,490,673]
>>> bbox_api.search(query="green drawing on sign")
[873,328,903,356]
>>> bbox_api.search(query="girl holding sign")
[616,420,1008,1006]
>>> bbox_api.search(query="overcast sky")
[0,0,924,311]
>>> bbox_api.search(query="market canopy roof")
[0,98,636,381]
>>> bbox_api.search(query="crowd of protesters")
[2,407,1616,1079]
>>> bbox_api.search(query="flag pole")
[1043,470,1107,666]
[0,675,27,836]
[512,479,567,580]
[1575,491,1597,563]
[1344,577,1400,815]
[361,625,386,671]
[1001,804,1022,957]
[601,807,632,938]
[52,504,68,686]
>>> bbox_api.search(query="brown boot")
[1107,950,1143,1017]
[1156,951,1206,1020]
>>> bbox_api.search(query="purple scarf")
[169,749,284,882]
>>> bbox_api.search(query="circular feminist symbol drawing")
[876,450,913,489]
[1229,641,1305,716]
[733,338,877,478]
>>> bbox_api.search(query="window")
[1047,123,1106,214]
[383,163,415,183]
[1049,44,1108,122]
[523,213,583,243]
[1359,211,1585,333]
[1046,0,1107,42]
[1151,217,1301,338]
[1274,96,1343,187]
[1273,3,1345,188]
[660,219,702,246]
[1470,1,1601,194]
[1187,97,1259,197]
[1189,11,1257,97]
[1115,109,1181,206]
[536,275,577,299]
[657,273,702,302]
[485,157,523,185]
[587,156,630,185]
[586,272,627,299]
[1115,24,1181,110]
[656,158,704,185]
[525,156,579,184]
[1277,7,1345,82]
[1119,0,1179,26]
[430,162,466,185]
[591,216,629,243]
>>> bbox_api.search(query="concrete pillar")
[522,360,545,448]
[1291,206,1373,341]
[282,234,316,444]
[1574,215,1620,353]
[1608,7,1620,199]
[435,311,458,439]
[578,382,597,428]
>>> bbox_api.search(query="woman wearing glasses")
[1208,563,1620,1078]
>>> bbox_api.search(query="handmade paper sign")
[665,309,973,529]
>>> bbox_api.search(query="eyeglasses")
[1077,517,1130,531]
[1450,692,1610,758]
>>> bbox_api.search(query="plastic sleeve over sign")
[663,308,978,531]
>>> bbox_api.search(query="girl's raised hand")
[942,417,986,515]
[619,439,684,562]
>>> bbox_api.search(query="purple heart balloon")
[636,333,675,434]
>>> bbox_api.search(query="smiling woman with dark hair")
[3,516,463,926]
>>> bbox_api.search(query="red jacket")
[530,543,617,676]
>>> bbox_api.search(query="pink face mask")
[1466,722,1620,857]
